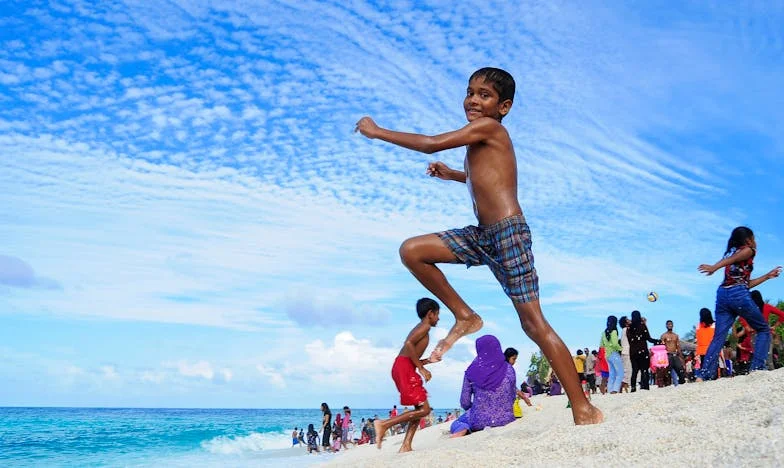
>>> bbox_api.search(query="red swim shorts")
[391,356,427,406]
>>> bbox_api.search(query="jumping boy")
[356,67,602,425]
[373,297,439,452]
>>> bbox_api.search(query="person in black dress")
[627,310,660,391]
[320,402,332,450]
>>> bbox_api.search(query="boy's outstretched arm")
[355,116,499,154]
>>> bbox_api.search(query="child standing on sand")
[356,67,601,425]
[373,298,439,453]
[697,226,781,380]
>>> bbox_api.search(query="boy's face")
[427,309,440,326]
[464,77,512,122]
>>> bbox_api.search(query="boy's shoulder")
[471,116,509,133]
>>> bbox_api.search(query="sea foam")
[201,431,292,454]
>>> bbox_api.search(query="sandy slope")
[322,369,784,467]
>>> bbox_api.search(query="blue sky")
[1,0,783,409]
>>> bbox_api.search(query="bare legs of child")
[514,300,604,425]
[399,234,483,362]
[373,402,431,453]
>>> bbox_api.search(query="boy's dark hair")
[576,349,584,355]
[470,67,515,103]
[416,297,439,319]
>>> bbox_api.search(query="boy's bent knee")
[519,317,541,338]
[515,302,547,337]
[399,239,418,266]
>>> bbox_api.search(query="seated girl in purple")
[450,335,517,437]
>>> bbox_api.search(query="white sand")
[322,369,784,467]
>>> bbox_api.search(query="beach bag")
[650,345,669,369]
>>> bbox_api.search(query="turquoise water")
[0,407,451,467]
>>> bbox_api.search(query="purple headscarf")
[465,335,509,391]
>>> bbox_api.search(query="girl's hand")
[767,266,782,279]
[426,161,452,180]
[355,116,379,138]
[698,264,717,275]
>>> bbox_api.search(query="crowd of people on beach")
[569,301,783,398]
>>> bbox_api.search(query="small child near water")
[373,298,439,453]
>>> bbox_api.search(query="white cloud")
[140,370,166,384]
[256,364,286,389]
[169,360,214,380]
[101,365,120,381]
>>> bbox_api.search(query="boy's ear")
[499,99,513,116]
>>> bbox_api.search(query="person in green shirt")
[600,316,624,394]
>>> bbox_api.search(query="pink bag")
[650,345,669,369]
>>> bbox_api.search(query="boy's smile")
[464,77,509,122]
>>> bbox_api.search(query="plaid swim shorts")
[437,214,539,303]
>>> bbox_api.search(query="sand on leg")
[373,402,431,450]
[399,234,483,361]
[514,300,603,425]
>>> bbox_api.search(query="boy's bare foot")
[374,420,385,449]
[429,313,483,362]
[573,404,604,425]
[398,444,412,453]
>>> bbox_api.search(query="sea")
[0,407,453,467]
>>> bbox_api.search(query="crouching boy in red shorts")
[373,298,439,453]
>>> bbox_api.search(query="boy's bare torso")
[399,323,429,359]
[465,123,523,226]
[661,331,679,353]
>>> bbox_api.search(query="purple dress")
[460,363,517,431]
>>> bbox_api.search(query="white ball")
[647,291,659,302]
